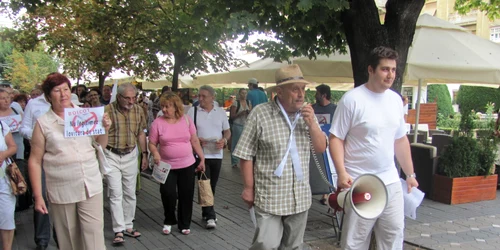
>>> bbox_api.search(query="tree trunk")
[172,53,188,92]
[341,0,425,93]
[172,62,181,92]
[98,71,109,94]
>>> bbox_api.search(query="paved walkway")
[8,152,500,249]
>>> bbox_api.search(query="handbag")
[198,172,214,207]
[5,157,28,195]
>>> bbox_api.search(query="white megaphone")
[327,174,388,220]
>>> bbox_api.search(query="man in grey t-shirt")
[311,84,337,205]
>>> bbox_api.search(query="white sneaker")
[206,219,216,229]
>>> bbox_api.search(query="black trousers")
[160,163,196,230]
[197,159,222,221]
[34,170,58,247]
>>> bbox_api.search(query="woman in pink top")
[148,93,205,236]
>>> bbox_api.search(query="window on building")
[491,26,500,43]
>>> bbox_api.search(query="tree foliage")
[3,46,59,92]
[143,0,245,91]
[427,84,454,118]
[456,85,500,114]
[455,0,500,20]
[237,0,425,93]
[6,0,246,91]
[8,0,164,91]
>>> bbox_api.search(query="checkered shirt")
[233,100,313,216]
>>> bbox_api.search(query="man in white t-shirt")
[187,85,230,229]
[329,46,418,250]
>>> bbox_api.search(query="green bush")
[436,113,461,129]
[437,136,482,178]
[456,85,500,113]
[427,84,454,118]
[331,91,346,103]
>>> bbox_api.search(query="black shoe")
[36,245,48,250]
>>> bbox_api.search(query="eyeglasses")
[119,94,137,102]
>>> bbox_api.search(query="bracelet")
[407,173,416,178]
[223,138,228,145]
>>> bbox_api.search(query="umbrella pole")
[413,79,423,143]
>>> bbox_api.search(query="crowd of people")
[0,46,419,250]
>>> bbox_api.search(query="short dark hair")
[368,46,398,71]
[161,86,170,94]
[13,93,28,103]
[41,72,71,98]
[315,84,331,100]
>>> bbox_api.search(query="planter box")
[432,174,497,204]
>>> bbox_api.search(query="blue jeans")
[231,123,245,166]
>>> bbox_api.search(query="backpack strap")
[235,100,241,113]
[11,107,18,115]
[194,106,197,129]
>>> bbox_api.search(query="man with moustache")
[234,64,327,249]
[104,83,148,244]
[329,46,418,249]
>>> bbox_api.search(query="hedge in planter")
[432,116,498,204]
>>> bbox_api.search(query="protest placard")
[64,107,105,137]
[0,115,22,133]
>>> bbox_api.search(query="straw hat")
[267,64,309,91]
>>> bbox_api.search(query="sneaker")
[206,219,216,229]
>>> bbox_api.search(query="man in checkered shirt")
[233,64,327,250]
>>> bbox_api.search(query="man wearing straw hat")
[234,64,327,249]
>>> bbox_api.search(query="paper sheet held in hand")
[400,178,425,220]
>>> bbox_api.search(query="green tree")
[456,85,500,114]
[236,0,425,93]
[7,0,245,91]
[0,38,13,78]
[3,46,59,92]
[7,0,163,92]
[139,0,245,91]
[455,0,500,20]
[427,84,454,118]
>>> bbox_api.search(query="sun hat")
[267,64,309,91]
[71,93,83,106]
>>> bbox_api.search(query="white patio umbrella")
[192,57,355,90]
[293,14,500,142]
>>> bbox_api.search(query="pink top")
[149,115,196,169]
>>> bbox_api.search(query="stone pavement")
[404,192,500,249]
[8,152,500,249]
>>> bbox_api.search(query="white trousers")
[341,182,404,250]
[250,206,308,250]
[104,148,138,233]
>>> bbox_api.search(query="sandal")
[124,229,141,238]
[181,229,191,235]
[162,225,171,235]
[112,232,125,245]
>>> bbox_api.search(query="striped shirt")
[233,99,315,216]
[105,102,147,150]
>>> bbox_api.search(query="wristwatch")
[142,151,148,155]
[407,173,417,178]
[223,138,228,146]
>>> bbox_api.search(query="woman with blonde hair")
[149,93,205,235]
